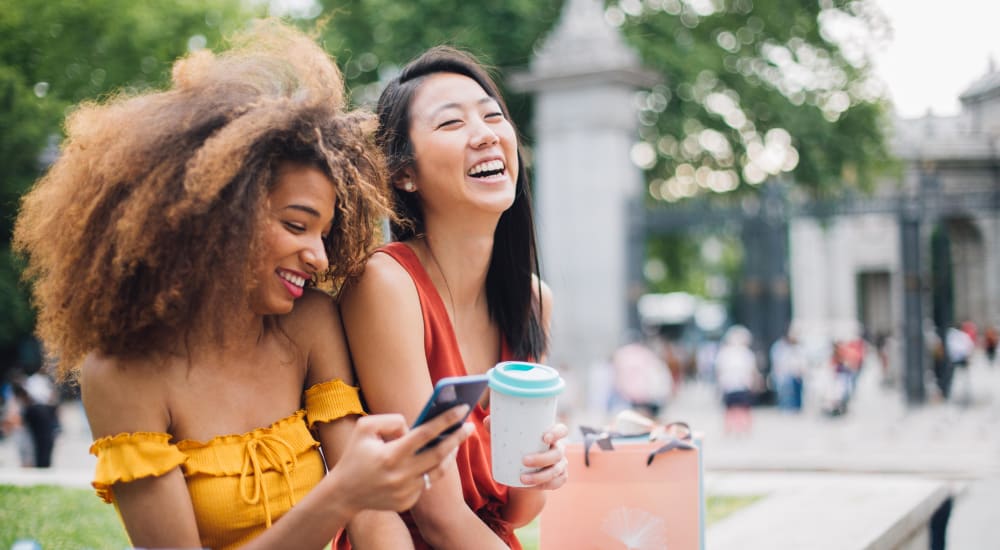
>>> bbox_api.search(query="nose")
[302,236,329,274]
[470,119,499,149]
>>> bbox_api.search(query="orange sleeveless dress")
[337,242,520,549]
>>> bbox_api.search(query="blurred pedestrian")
[946,325,975,406]
[715,325,758,434]
[960,320,978,348]
[1,380,33,467]
[770,323,808,413]
[695,338,719,383]
[21,367,60,468]
[984,325,998,366]
[926,322,950,400]
[10,371,59,468]
[611,340,673,419]
[823,341,856,416]
[873,331,894,387]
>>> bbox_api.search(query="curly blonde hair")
[13,20,390,380]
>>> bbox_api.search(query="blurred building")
[790,61,1000,396]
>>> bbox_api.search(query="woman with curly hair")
[338,46,568,549]
[12,21,469,550]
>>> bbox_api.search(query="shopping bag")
[539,423,703,550]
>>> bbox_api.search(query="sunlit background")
[2,1,999,548]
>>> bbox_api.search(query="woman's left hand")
[518,422,569,490]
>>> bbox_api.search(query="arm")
[340,253,509,550]
[293,290,414,549]
[80,355,202,549]
[502,279,569,527]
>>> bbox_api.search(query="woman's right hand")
[329,405,473,514]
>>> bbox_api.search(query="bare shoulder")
[80,353,170,438]
[282,289,353,386]
[339,250,420,320]
[284,288,340,335]
[343,251,415,301]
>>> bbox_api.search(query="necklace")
[421,236,458,325]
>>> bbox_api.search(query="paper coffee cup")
[487,361,565,487]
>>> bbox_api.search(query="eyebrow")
[430,96,498,117]
[283,204,322,217]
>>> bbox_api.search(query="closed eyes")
[283,221,306,233]
[435,112,505,130]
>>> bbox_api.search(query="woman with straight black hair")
[339,46,568,549]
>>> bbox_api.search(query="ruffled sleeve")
[304,379,366,429]
[90,432,187,503]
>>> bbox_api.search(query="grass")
[2,485,760,549]
[0,485,129,550]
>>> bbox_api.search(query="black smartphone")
[412,374,489,453]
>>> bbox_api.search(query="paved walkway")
[4,354,998,548]
[655,353,1000,549]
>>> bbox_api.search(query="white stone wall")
[790,214,899,340]
[534,84,642,371]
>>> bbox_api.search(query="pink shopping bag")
[539,429,703,550]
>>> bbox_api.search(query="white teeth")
[278,271,305,287]
[468,159,505,177]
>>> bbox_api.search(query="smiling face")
[403,72,519,219]
[249,162,335,315]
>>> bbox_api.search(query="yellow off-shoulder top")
[89,379,364,550]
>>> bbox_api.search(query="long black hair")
[375,46,546,360]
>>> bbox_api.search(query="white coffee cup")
[487,361,565,487]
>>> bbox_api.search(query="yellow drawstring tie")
[239,434,299,527]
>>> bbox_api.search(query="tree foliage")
[0,0,250,357]
[616,0,893,200]
[315,0,892,200]
[0,0,895,356]
[316,0,565,131]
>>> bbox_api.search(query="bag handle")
[580,421,695,467]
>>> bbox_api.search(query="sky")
[873,0,1000,118]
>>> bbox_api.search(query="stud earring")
[402,180,416,192]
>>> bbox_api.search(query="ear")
[393,167,417,191]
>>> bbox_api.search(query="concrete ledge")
[706,472,955,550]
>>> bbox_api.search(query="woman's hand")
[329,405,473,514]
[493,419,569,529]
[483,416,569,490]
[518,422,569,490]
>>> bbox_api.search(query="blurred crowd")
[587,318,999,435]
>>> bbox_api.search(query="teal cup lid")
[487,361,565,398]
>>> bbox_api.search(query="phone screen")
[412,375,488,453]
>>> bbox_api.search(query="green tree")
[0,0,252,358]
[314,0,891,197]
[316,0,564,129]
[617,0,893,199]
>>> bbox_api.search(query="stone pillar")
[510,0,658,373]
